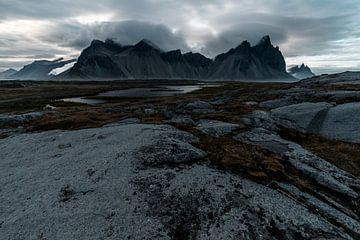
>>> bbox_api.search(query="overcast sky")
[0,0,359,74]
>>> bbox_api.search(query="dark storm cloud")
[204,13,358,57]
[203,23,288,57]
[40,20,190,52]
[0,0,359,73]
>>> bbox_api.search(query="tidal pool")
[59,84,221,105]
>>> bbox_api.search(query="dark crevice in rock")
[306,107,330,132]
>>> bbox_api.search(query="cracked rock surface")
[1,123,359,239]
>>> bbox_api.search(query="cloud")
[39,20,190,52]
[202,23,288,57]
[0,0,359,73]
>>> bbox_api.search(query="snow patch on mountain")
[49,61,77,76]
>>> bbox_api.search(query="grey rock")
[0,124,357,239]
[104,118,141,127]
[299,71,360,85]
[259,97,296,109]
[277,183,360,236]
[135,127,206,167]
[135,165,355,239]
[0,124,204,239]
[196,119,240,137]
[177,100,214,114]
[209,97,230,105]
[266,87,315,97]
[243,110,278,131]
[320,102,360,143]
[317,90,360,100]
[0,111,44,126]
[272,102,360,143]
[0,128,25,138]
[167,115,195,125]
[271,102,333,132]
[244,101,258,107]
[144,108,158,115]
[234,128,360,198]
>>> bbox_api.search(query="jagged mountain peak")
[234,41,251,53]
[257,35,271,46]
[90,40,104,47]
[288,63,315,80]
[134,39,161,51]
[255,35,281,50]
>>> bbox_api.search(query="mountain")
[64,39,212,79]
[11,58,76,80]
[0,68,17,79]
[288,63,315,80]
[208,36,291,80]
[62,36,293,81]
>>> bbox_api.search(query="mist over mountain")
[288,63,315,80]
[0,69,18,79]
[61,36,293,81]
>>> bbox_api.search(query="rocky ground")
[0,74,360,239]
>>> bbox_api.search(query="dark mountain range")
[62,36,293,81]
[11,58,76,80]
[207,36,290,80]
[288,63,315,79]
[64,39,212,79]
[0,68,18,79]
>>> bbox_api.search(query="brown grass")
[172,124,288,182]
[28,111,128,131]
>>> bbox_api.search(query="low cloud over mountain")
[0,0,359,73]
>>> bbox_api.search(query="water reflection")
[59,84,221,105]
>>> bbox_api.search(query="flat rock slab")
[271,102,360,143]
[196,119,240,137]
[0,124,358,239]
[271,102,333,131]
[320,102,360,143]
[0,124,205,239]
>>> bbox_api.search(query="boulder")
[196,119,240,137]
[271,102,333,132]
[167,115,195,125]
[0,111,44,126]
[320,102,360,143]
[177,101,214,114]
[271,102,360,143]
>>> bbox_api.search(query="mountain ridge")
[0,68,18,79]
[11,58,76,80]
[62,35,294,81]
